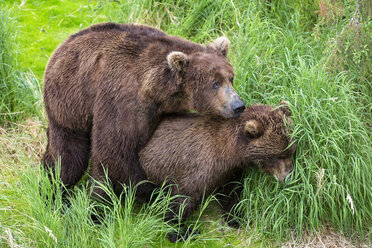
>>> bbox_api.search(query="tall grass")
[0,7,42,126]
[1,0,371,246]
[0,161,224,247]
[228,2,371,242]
[0,7,17,120]
[0,122,225,247]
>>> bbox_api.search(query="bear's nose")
[232,100,245,114]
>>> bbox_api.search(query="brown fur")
[139,104,295,231]
[42,22,244,201]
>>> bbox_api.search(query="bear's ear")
[207,36,230,57]
[167,51,188,71]
[244,119,264,138]
[278,101,292,117]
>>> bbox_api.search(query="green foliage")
[238,65,372,240]
[334,4,372,120]
[0,159,238,247]
[0,7,18,122]
[0,7,42,126]
[1,0,371,246]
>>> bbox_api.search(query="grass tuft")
[0,7,42,126]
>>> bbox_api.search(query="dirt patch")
[0,118,46,168]
[283,228,370,248]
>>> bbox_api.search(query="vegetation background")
[0,0,371,247]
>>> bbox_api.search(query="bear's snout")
[274,158,293,183]
[261,157,293,183]
[232,100,245,114]
[219,86,245,118]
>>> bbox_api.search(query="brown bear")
[139,103,295,242]
[42,22,245,202]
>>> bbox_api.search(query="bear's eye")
[212,81,221,89]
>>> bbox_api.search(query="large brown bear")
[42,22,245,201]
[139,104,295,242]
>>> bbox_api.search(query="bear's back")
[66,23,203,55]
[69,22,166,41]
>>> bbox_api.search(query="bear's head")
[166,37,245,118]
[239,103,295,182]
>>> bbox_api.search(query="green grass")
[1,0,371,247]
[0,6,42,125]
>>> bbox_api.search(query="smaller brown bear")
[139,103,295,242]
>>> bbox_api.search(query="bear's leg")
[88,112,156,203]
[87,162,112,204]
[88,133,156,223]
[216,168,244,228]
[89,152,155,204]
[42,121,91,188]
